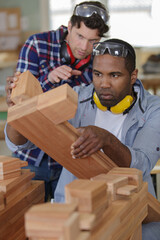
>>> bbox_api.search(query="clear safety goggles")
[93,42,130,58]
[73,4,109,24]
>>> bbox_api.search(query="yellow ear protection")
[93,91,135,114]
[60,40,91,71]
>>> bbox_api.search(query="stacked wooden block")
[24,167,160,240]
[0,155,45,240]
[25,202,90,240]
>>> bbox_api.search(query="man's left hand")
[71,126,107,158]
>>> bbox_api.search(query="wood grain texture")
[8,71,117,179]
[11,70,43,104]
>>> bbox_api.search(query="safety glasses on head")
[73,4,109,24]
[93,41,132,58]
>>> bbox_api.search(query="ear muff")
[60,41,75,65]
[93,91,133,114]
[60,41,91,70]
[73,55,91,70]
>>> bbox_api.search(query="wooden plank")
[7,73,117,179]
[0,169,34,193]
[0,155,27,171]
[0,169,21,180]
[0,156,28,180]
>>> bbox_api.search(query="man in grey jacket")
[54,39,160,239]
[55,39,160,202]
[5,39,160,239]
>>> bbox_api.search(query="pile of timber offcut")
[0,155,45,240]
[25,167,160,240]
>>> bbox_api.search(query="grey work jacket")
[55,79,160,203]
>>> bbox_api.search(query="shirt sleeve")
[16,34,56,92]
[127,107,160,177]
[4,124,35,152]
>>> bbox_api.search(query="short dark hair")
[70,1,109,37]
[103,38,136,74]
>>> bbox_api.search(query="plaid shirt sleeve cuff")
[40,74,61,91]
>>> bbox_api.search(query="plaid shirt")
[15,25,93,168]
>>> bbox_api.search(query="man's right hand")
[6,72,21,107]
[48,65,81,84]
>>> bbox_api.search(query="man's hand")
[6,72,21,107]
[70,125,131,167]
[6,72,28,145]
[71,126,107,159]
[48,65,81,84]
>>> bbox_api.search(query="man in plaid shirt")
[5,1,109,201]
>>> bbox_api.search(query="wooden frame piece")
[7,71,117,179]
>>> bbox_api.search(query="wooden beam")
[7,71,117,179]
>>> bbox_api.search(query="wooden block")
[0,169,34,194]
[79,212,96,230]
[116,185,138,196]
[24,179,159,240]
[65,179,108,215]
[37,84,78,125]
[108,167,143,192]
[63,212,80,240]
[0,169,21,180]
[91,182,148,240]
[0,155,23,171]
[11,70,43,104]
[0,180,45,240]
[91,173,128,201]
[119,182,148,222]
[25,206,90,240]
[0,156,28,180]
[25,202,78,239]
[7,78,117,179]
[0,181,44,223]
[5,170,35,204]
[63,212,91,240]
